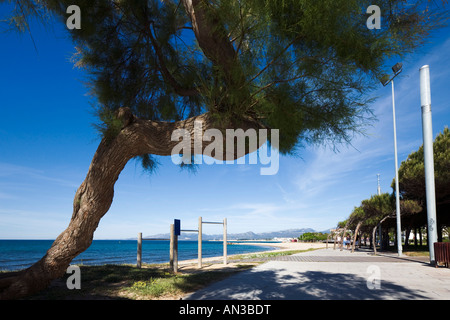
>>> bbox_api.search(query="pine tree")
[396,127,450,240]
[0,0,448,298]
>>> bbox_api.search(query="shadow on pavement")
[185,267,429,300]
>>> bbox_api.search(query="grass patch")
[385,245,430,257]
[19,248,315,300]
[230,247,320,260]
[403,251,430,257]
[25,263,253,300]
[127,269,249,299]
[402,245,430,257]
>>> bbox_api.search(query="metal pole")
[198,216,202,268]
[377,173,382,248]
[174,232,178,272]
[223,218,227,265]
[137,232,142,268]
[419,65,438,265]
[377,174,381,195]
[392,79,403,256]
[170,224,174,270]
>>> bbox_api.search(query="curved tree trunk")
[371,215,391,255]
[0,0,263,299]
[372,224,378,255]
[333,232,337,250]
[0,0,267,299]
[351,222,363,253]
[340,228,345,251]
[0,110,264,299]
[0,130,130,299]
[340,223,349,251]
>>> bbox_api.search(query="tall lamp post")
[419,65,438,265]
[381,62,403,257]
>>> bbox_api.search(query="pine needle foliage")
[397,127,450,206]
[3,0,448,157]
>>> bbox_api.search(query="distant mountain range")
[141,228,330,241]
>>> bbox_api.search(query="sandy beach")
[233,241,328,251]
[175,241,328,271]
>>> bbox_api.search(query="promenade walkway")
[184,247,450,300]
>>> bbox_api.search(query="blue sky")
[0,8,449,239]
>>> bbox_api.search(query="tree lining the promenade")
[336,127,450,253]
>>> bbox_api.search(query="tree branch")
[181,0,244,89]
[0,107,267,299]
[146,22,199,97]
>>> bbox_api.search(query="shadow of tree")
[185,267,430,300]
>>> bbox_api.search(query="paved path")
[184,248,450,300]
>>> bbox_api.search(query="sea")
[0,240,277,271]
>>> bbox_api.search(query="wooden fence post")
[170,224,178,273]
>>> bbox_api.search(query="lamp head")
[380,74,391,86]
[392,62,403,74]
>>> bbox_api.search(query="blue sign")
[174,219,181,236]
